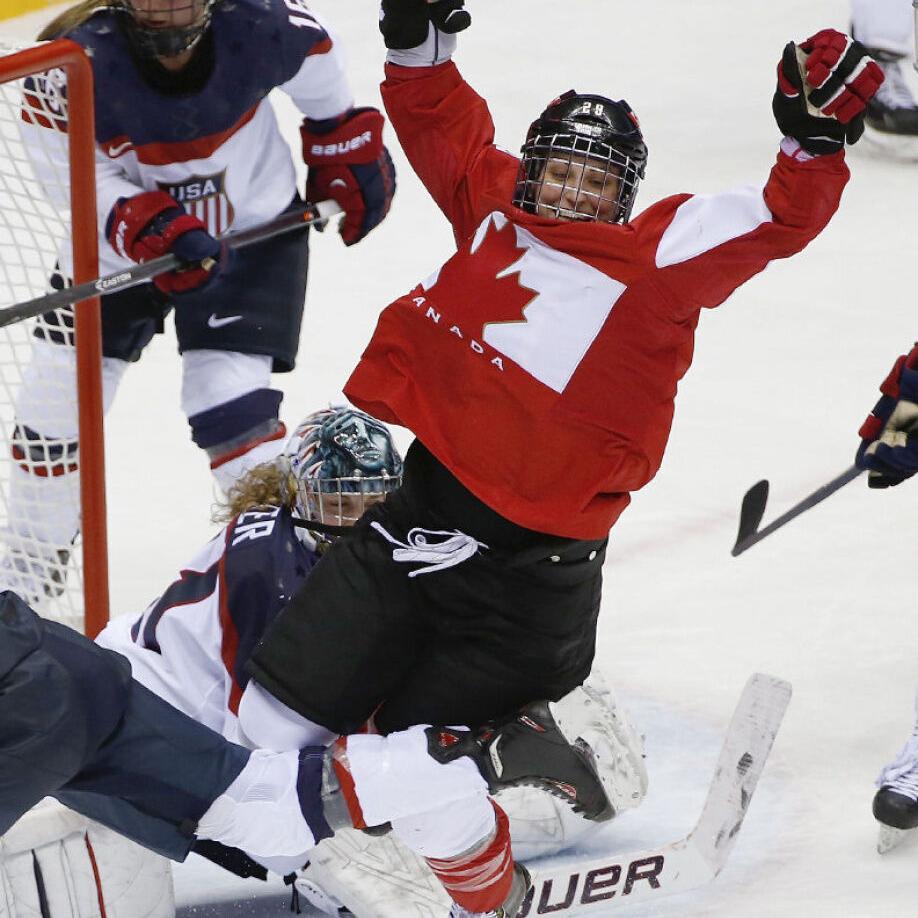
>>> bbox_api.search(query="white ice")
[5,1,918,915]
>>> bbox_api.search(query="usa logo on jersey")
[158,170,235,235]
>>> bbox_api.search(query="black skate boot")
[426,691,615,822]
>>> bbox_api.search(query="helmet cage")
[513,92,647,225]
[115,0,217,59]
[514,132,643,224]
[295,471,401,528]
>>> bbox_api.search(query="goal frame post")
[0,39,108,636]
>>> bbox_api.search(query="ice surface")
[5,0,918,914]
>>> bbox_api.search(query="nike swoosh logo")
[207,314,244,329]
[107,141,133,157]
[329,178,348,189]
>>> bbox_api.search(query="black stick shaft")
[732,465,863,555]
[0,200,342,329]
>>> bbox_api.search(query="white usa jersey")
[43,0,354,275]
[96,507,319,746]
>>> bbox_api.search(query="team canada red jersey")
[345,61,850,539]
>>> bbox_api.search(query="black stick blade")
[732,480,769,556]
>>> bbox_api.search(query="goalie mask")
[285,406,403,529]
[513,90,648,225]
[114,0,219,59]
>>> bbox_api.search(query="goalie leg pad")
[0,800,174,918]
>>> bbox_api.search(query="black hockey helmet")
[114,0,219,59]
[513,90,648,224]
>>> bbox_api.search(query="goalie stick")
[731,465,863,557]
[517,673,792,917]
[0,199,343,329]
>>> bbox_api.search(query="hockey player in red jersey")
[1,0,397,604]
[239,5,885,916]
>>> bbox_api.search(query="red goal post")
[0,39,108,636]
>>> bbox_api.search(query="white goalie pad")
[0,800,174,918]
[296,829,451,917]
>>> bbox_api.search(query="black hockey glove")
[772,29,883,155]
[379,0,470,50]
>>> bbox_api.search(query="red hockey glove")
[105,190,222,295]
[856,343,918,488]
[301,108,396,246]
[773,29,883,155]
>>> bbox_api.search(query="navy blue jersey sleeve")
[221,507,319,710]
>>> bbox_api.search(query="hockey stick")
[519,673,792,917]
[0,199,343,329]
[731,465,863,557]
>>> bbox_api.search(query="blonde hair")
[37,0,114,41]
[212,460,297,524]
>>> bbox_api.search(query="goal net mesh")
[0,43,90,631]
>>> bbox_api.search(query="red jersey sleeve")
[639,145,850,320]
[381,60,519,243]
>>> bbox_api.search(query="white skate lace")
[875,59,918,111]
[370,522,488,577]
[876,726,918,800]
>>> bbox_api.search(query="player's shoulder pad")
[212,0,334,85]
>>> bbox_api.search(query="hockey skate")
[874,716,918,853]
[447,863,531,918]
[428,678,647,823]
[860,48,918,159]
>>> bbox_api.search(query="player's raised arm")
[378,0,519,242]
[647,29,882,318]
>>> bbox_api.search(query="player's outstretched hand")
[856,343,918,488]
[106,190,222,295]
[379,0,470,51]
[773,29,884,155]
[301,108,396,246]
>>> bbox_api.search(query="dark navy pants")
[0,591,249,861]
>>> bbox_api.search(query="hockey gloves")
[773,29,884,155]
[379,0,471,50]
[301,107,396,246]
[106,190,222,295]
[856,343,918,488]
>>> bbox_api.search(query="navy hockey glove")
[773,29,884,155]
[106,190,222,295]
[856,343,918,488]
[379,0,470,50]
[301,107,396,246]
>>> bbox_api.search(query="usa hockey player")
[1,0,396,603]
[856,342,918,852]
[852,0,918,144]
[0,587,627,918]
[1,406,647,917]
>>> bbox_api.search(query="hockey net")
[0,40,108,636]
